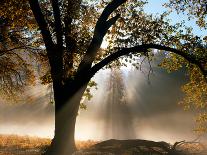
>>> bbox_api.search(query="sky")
[0,0,206,144]
[144,0,207,37]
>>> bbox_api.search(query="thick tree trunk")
[45,108,77,155]
[44,85,86,155]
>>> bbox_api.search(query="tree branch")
[76,0,126,75]
[105,14,120,30]
[29,0,64,103]
[98,0,126,22]
[28,0,54,51]
[0,45,42,57]
[89,44,207,79]
[51,0,63,47]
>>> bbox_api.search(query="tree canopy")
[165,0,207,28]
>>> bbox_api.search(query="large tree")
[1,0,207,155]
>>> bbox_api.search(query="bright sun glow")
[101,37,109,49]
[75,116,104,141]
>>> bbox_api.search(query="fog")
[75,64,198,143]
[0,58,205,144]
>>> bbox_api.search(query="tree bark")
[44,81,87,155]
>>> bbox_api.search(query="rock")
[73,139,207,155]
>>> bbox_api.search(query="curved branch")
[0,45,42,57]
[98,0,126,22]
[89,44,207,78]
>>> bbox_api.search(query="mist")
[0,56,205,144]
[0,85,55,138]
[75,58,202,143]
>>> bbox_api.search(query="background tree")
[0,1,38,101]
[103,68,135,139]
[164,0,207,134]
[1,0,206,155]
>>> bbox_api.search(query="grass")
[0,134,98,155]
[0,134,50,155]
[0,134,206,155]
